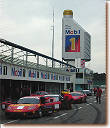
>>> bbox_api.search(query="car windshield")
[71,93,81,96]
[83,90,90,93]
[17,98,40,104]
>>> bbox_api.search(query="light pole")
[52,9,54,68]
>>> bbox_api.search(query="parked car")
[44,94,63,110]
[82,90,92,96]
[70,92,87,103]
[5,96,55,119]
[31,91,48,96]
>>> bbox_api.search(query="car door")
[52,97,61,110]
[44,98,54,114]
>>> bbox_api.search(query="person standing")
[93,87,97,96]
[96,86,102,104]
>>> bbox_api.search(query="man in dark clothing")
[96,86,102,104]
[93,87,97,96]
[61,94,72,109]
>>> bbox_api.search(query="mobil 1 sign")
[62,12,91,61]
[65,29,80,52]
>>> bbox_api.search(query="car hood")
[72,96,81,99]
[6,104,40,112]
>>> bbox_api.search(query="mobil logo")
[65,29,80,35]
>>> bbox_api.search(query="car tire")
[5,112,10,119]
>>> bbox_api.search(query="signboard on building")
[0,62,71,83]
[62,10,91,61]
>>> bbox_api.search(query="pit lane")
[1,92,107,125]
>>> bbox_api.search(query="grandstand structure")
[0,38,93,100]
[0,38,76,100]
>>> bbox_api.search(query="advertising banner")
[65,35,80,52]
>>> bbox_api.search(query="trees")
[92,73,106,86]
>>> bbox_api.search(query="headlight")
[28,106,36,110]
[7,106,11,110]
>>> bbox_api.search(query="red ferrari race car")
[5,96,55,119]
[70,92,87,103]
[30,91,48,96]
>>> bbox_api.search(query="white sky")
[0,0,106,73]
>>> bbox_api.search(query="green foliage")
[92,73,106,85]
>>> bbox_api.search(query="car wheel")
[37,108,43,118]
[5,112,10,119]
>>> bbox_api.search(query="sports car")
[44,94,63,110]
[70,92,87,103]
[5,96,54,118]
[82,90,92,96]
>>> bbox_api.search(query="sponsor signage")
[65,29,80,52]
[62,10,91,61]
[28,70,36,78]
[11,67,25,77]
[0,62,71,82]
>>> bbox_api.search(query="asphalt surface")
[0,91,107,126]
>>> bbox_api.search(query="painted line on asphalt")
[78,107,82,109]
[54,113,67,119]
[86,103,93,105]
[74,107,82,110]
[74,109,78,111]
[3,120,18,124]
[89,97,93,99]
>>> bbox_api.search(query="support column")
[64,83,67,90]
[46,58,48,67]
[11,47,14,63]
[25,51,28,66]
[37,55,39,65]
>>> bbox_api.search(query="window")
[17,98,40,104]
[23,69,25,77]
[3,66,7,75]
[76,73,83,78]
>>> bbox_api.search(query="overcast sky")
[0,0,105,73]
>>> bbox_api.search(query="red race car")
[70,92,87,103]
[31,91,48,96]
[5,96,55,119]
